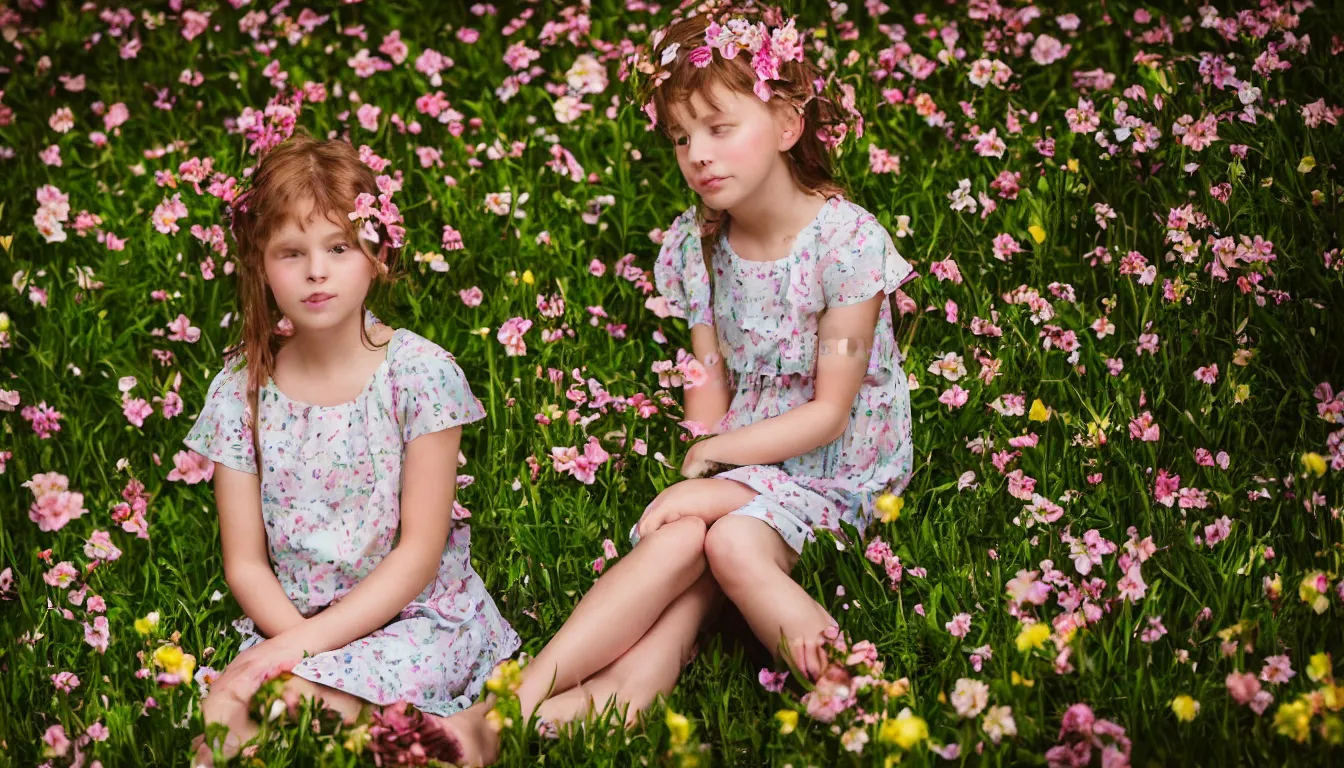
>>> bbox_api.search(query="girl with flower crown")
[429,4,916,764]
[184,131,519,766]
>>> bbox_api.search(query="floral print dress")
[642,197,916,553]
[184,328,520,716]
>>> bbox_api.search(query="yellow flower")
[1298,155,1317,173]
[877,493,904,523]
[775,709,798,735]
[342,723,371,753]
[1323,714,1344,746]
[1308,652,1332,683]
[1273,698,1313,743]
[1028,399,1050,422]
[1234,383,1251,404]
[1170,695,1200,722]
[522,269,535,286]
[666,710,691,746]
[878,708,928,749]
[1028,225,1047,244]
[152,644,196,683]
[1066,158,1080,173]
[1011,671,1035,688]
[134,611,161,636]
[1302,452,1327,477]
[1015,621,1052,653]
[485,659,522,695]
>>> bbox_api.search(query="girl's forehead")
[668,84,754,126]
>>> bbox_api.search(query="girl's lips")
[697,176,729,192]
[301,293,335,309]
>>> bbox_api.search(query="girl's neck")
[281,312,376,376]
[725,164,827,246]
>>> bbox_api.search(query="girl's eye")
[331,244,349,255]
[674,135,689,147]
[711,125,731,135]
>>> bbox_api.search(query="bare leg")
[435,515,710,765]
[438,479,760,765]
[704,515,836,681]
[536,571,722,728]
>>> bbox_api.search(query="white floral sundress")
[184,328,520,716]
[641,197,916,553]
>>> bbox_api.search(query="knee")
[704,517,759,587]
[647,514,707,555]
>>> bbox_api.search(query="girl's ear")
[777,106,805,153]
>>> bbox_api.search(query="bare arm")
[214,464,306,638]
[694,293,882,468]
[683,323,733,433]
[274,426,462,656]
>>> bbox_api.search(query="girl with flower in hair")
[184,130,519,766]
[431,3,915,764]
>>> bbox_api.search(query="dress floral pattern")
[641,197,916,553]
[184,328,520,716]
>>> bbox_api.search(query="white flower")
[927,352,967,382]
[951,678,990,719]
[982,705,1017,743]
[948,178,977,213]
[660,42,681,66]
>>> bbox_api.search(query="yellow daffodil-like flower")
[1308,652,1333,684]
[1170,695,1200,722]
[1011,671,1035,688]
[878,708,928,749]
[666,710,691,746]
[152,644,196,684]
[1015,621,1052,653]
[1234,383,1251,404]
[877,493,904,523]
[1302,452,1327,477]
[522,269,535,286]
[1273,697,1313,743]
[1066,158,1080,173]
[1298,155,1317,173]
[1028,399,1050,422]
[1028,225,1046,244]
[775,709,798,735]
[134,611,161,636]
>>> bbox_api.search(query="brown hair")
[224,129,401,468]
[638,4,854,291]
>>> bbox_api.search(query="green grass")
[1,0,1343,765]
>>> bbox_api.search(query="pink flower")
[687,45,713,68]
[1128,411,1160,442]
[22,402,65,438]
[84,616,110,653]
[44,561,79,588]
[945,612,972,638]
[166,314,201,343]
[167,450,214,484]
[42,724,71,758]
[1006,569,1051,606]
[1226,671,1261,705]
[87,721,110,742]
[497,317,533,357]
[758,668,789,693]
[1031,34,1071,66]
[123,396,153,427]
[939,385,969,409]
[992,233,1023,262]
[357,103,382,131]
[1117,562,1148,602]
[800,664,856,723]
[84,530,123,561]
[29,489,88,532]
[1260,655,1295,685]
[1193,364,1219,385]
[52,671,81,692]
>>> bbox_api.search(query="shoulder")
[658,207,701,261]
[207,354,250,396]
[827,198,885,241]
[388,328,459,376]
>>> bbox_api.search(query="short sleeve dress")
[642,197,916,554]
[183,328,521,716]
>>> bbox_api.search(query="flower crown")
[635,3,862,149]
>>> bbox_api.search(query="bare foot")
[430,701,501,767]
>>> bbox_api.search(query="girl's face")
[668,81,801,210]
[263,198,377,334]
